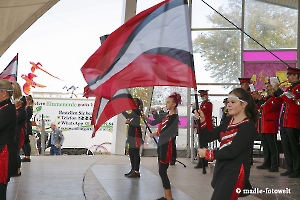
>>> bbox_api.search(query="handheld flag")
[81,0,196,100]
[91,89,137,137]
[83,85,96,98]
[0,54,18,81]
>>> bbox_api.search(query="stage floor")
[7,155,299,200]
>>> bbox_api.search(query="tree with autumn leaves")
[193,0,297,84]
[132,1,297,104]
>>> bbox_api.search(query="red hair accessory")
[169,92,182,106]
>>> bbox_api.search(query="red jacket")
[200,100,213,131]
[258,96,283,134]
[274,81,300,130]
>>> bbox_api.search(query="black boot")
[124,170,133,177]
[194,160,208,168]
[194,160,203,168]
[250,158,253,165]
[0,183,7,200]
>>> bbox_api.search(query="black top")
[0,99,17,152]
[15,106,27,145]
[26,106,33,135]
[122,110,141,127]
[200,117,257,199]
[150,113,178,146]
[122,110,144,148]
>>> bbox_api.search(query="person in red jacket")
[253,78,283,172]
[273,66,300,178]
[238,78,251,93]
[193,90,213,169]
[197,90,213,131]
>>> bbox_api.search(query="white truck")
[32,92,112,155]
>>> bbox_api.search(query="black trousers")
[260,134,278,167]
[197,133,208,166]
[17,149,21,169]
[171,136,177,163]
[0,183,8,200]
[280,128,300,173]
[128,147,140,171]
[158,162,170,189]
[22,142,31,157]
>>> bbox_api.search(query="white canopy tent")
[255,0,298,9]
[0,0,59,57]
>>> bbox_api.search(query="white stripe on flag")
[90,4,191,90]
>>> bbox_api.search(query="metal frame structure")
[118,0,298,160]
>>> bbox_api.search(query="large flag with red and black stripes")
[0,54,18,81]
[91,89,137,137]
[81,0,196,100]
[83,85,96,98]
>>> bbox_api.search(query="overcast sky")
[0,0,226,96]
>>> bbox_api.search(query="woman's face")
[166,97,176,110]
[240,82,249,91]
[227,94,247,116]
[265,83,275,96]
[201,95,208,101]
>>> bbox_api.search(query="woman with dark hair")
[0,80,22,199]
[122,98,144,178]
[196,88,258,200]
[13,96,27,176]
[21,95,33,162]
[143,92,181,200]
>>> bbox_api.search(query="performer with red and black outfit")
[21,95,33,162]
[273,66,300,178]
[254,79,282,172]
[195,90,213,131]
[143,92,181,200]
[122,98,144,178]
[193,90,213,169]
[13,96,27,177]
[0,80,22,199]
[197,88,258,200]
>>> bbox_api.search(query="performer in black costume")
[0,80,22,199]
[21,95,33,162]
[122,98,144,178]
[13,96,27,177]
[143,92,181,200]
[197,88,258,200]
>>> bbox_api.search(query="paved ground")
[6,155,300,200]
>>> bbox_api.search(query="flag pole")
[16,53,19,81]
[139,111,186,168]
[194,90,207,174]
[139,87,154,157]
